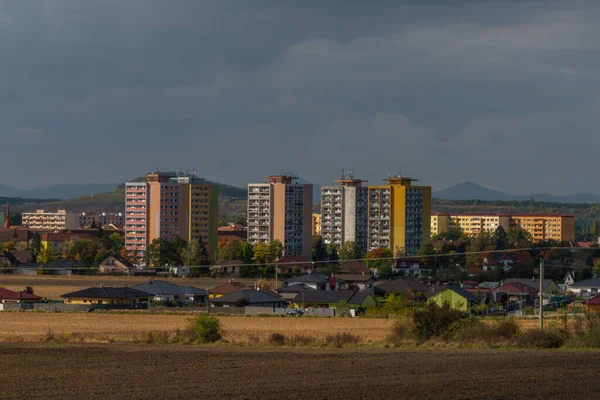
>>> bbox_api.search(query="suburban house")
[0,288,42,303]
[168,266,190,278]
[465,288,493,304]
[337,274,375,295]
[338,260,371,275]
[210,289,285,307]
[586,294,600,313]
[277,255,312,274]
[291,290,377,310]
[283,273,344,291]
[375,277,430,297]
[98,255,135,275]
[393,258,431,278]
[504,278,561,296]
[60,287,150,305]
[0,250,33,266]
[563,271,575,286]
[208,281,250,300]
[276,283,315,301]
[568,277,600,297]
[211,260,245,276]
[13,259,85,276]
[493,282,539,305]
[427,286,478,312]
[132,279,209,303]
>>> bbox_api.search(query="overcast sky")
[0,1,598,194]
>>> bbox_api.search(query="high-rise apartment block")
[320,175,369,255]
[431,213,575,242]
[22,210,79,230]
[79,212,124,229]
[247,175,312,259]
[125,171,218,261]
[368,176,432,256]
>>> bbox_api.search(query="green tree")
[167,236,187,265]
[339,241,360,261]
[218,239,242,261]
[491,226,509,250]
[2,241,15,251]
[29,232,42,262]
[432,228,463,241]
[507,228,533,248]
[267,240,283,262]
[239,242,254,264]
[252,242,269,265]
[327,244,340,263]
[181,239,208,266]
[108,233,124,254]
[312,235,328,264]
[378,265,394,280]
[145,239,164,267]
[363,247,394,270]
[416,243,435,267]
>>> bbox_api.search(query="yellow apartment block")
[431,213,575,242]
[312,213,322,236]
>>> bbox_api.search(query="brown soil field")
[0,313,392,343]
[1,344,600,400]
[0,275,275,300]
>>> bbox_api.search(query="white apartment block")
[22,210,79,230]
[248,183,272,246]
[321,178,368,255]
[124,182,147,255]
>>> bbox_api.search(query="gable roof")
[132,280,208,296]
[0,288,42,301]
[101,255,135,269]
[291,290,372,305]
[586,294,600,305]
[210,281,250,295]
[278,255,309,265]
[276,283,316,293]
[504,278,556,290]
[495,282,539,295]
[427,286,478,303]
[210,289,282,304]
[339,260,370,274]
[284,273,329,285]
[0,228,34,242]
[336,273,373,283]
[60,287,150,299]
[569,277,600,289]
[376,277,430,294]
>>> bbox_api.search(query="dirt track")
[1,344,600,400]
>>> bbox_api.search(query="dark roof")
[0,288,42,301]
[427,285,478,303]
[101,255,135,269]
[569,277,600,289]
[210,289,282,304]
[278,255,309,265]
[339,260,370,274]
[277,284,316,293]
[210,281,250,295]
[0,228,34,242]
[504,278,555,290]
[495,282,538,295]
[132,280,208,296]
[376,278,430,294]
[336,273,373,282]
[291,290,372,305]
[283,273,329,285]
[41,259,85,269]
[60,287,150,299]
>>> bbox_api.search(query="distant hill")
[0,184,119,200]
[116,175,247,199]
[434,181,600,204]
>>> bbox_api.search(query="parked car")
[286,309,303,316]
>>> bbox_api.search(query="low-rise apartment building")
[22,210,79,230]
[79,212,124,229]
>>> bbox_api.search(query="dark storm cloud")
[0,0,599,193]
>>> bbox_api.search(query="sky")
[0,1,599,194]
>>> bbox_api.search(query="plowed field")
[1,344,599,400]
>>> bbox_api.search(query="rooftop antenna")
[280,165,283,176]
[398,167,402,177]
[349,169,354,179]
[530,197,533,214]
[341,169,345,180]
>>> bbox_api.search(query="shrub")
[413,303,470,340]
[566,325,600,348]
[144,330,170,344]
[443,317,482,341]
[268,333,286,346]
[325,332,359,348]
[189,315,222,343]
[288,335,316,347]
[517,329,564,349]
[388,315,416,344]
[491,319,520,340]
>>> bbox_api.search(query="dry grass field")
[0,275,275,299]
[0,313,392,343]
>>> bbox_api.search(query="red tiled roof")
[0,288,42,301]
[587,295,600,305]
[210,281,250,295]
[495,282,538,295]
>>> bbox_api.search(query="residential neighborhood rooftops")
[0,288,42,301]
[494,282,539,295]
[504,278,555,290]
[132,280,208,296]
[60,287,150,299]
[210,281,250,295]
[569,277,600,289]
[335,274,373,282]
[427,285,478,303]
[338,260,370,274]
[211,289,282,305]
[586,294,600,305]
[376,277,430,294]
[283,273,330,285]
[291,290,371,305]
[276,284,315,293]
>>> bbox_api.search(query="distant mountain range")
[434,181,600,204]
[0,184,120,200]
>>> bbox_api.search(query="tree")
[363,247,394,270]
[90,219,97,229]
[312,235,327,264]
[378,265,394,280]
[432,228,463,241]
[416,243,435,267]
[491,226,509,250]
[145,239,164,267]
[219,239,242,261]
[57,240,73,259]
[108,233,124,254]
[181,240,208,266]
[30,232,42,262]
[507,228,533,248]
[239,242,254,264]
[267,240,283,262]
[339,241,360,261]
[252,242,269,265]
[167,236,187,265]
[2,241,15,251]
[327,244,339,263]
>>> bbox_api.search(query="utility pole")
[539,257,544,330]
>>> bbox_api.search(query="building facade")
[320,177,369,255]
[431,213,575,242]
[22,210,79,230]
[124,171,218,261]
[247,175,312,259]
[79,212,124,229]
[312,213,321,236]
[367,176,431,256]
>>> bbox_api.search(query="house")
[36,259,85,276]
[282,273,344,291]
[211,260,245,276]
[291,290,377,310]
[394,258,431,278]
[132,268,157,276]
[460,280,479,289]
[277,256,312,274]
[169,266,190,278]
[208,281,250,300]
[465,288,493,304]
[467,267,483,278]
[479,282,501,290]
[493,282,539,305]
[338,260,371,275]
[337,274,375,295]
[210,289,285,307]
[586,294,600,313]
[568,277,600,297]
[98,255,135,275]
[563,271,575,286]
[481,251,529,272]
[427,286,478,312]
[60,287,150,305]
[0,288,42,303]
[132,279,208,303]
[504,278,561,296]
[0,228,35,246]
[276,283,315,301]
[375,277,430,297]
[0,250,33,266]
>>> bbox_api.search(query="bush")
[565,325,600,348]
[325,332,359,348]
[189,315,222,343]
[443,317,482,341]
[491,319,520,340]
[144,330,170,344]
[413,303,470,340]
[388,315,416,344]
[268,333,286,346]
[288,335,316,347]
[517,329,564,349]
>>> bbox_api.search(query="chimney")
[100,284,103,288]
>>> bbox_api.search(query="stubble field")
[1,344,600,400]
